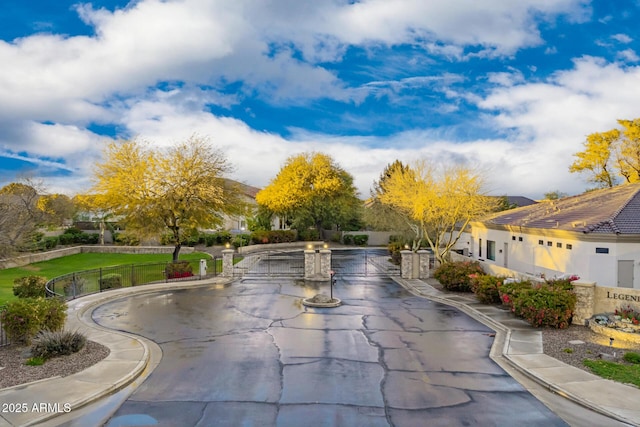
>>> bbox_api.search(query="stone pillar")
[304,249,316,280]
[417,250,430,279]
[401,250,413,279]
[305,249,331,281]
[572,281,596,325]
[319,249,331,280]
[222,249,235,277]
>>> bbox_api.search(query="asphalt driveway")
[93,276,567,426]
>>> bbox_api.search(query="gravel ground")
[0,340,110,389]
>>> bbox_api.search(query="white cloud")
[618,49,640,62]
[611,33,633,43]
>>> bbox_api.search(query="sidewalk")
[396,277,640,427]
[1,276,640,426]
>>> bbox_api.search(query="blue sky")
[0,0,639,199]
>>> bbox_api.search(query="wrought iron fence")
[331,249,401,276]
[46,257,222,300]
[233,250,305,277]
[0,304,8,347]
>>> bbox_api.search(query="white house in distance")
[455,183,640,289]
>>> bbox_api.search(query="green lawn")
[583,358,640,388]
[0,251,212,304]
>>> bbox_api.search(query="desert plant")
[30,330,87,360]
[433,261,485,292]
[13,275,48,298]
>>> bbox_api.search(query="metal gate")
[233,250,305,277]
[331,249,400,277]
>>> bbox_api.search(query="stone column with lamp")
[222,247,235,277]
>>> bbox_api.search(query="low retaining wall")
[0,246,195,269]
[237,241,325,255]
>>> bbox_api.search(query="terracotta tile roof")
[481,183,640,234]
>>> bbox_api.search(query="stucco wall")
[464,226,640,289]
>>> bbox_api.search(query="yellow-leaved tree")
[255,152,362,237]
[570,118,640,188]
[377,160,497,264]
[88,135,243,261]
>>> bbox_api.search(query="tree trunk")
[173,243,181,262]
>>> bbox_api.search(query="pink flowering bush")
[616,305,640,325]
[433,261,485,292]
[469,274,503,304]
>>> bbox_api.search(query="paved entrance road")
[94,277,567,426]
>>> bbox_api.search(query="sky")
[0,0,639,200]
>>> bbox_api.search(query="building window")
[557,242,562,248]
[538,240,544,245]
[518,237,523,242]
[479,238,482,257]
[566,244,572,250]
[595,247,609,254]
[547,241,552,246]
[487,240,496,261]
[512,236,516,240]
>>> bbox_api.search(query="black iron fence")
[46,257,222,300]
[331,249,401,277]
[0,305,8,347]
[233,250,305,277]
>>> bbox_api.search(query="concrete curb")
[391,276,640,427]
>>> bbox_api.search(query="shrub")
[387,241,404,265]
[511,285,576,329]
[100,274,123,290]
[40,297,67,332]
[469,274,503,304]
[13,276,48,298]
[433,261,485,292]
[353,235,369,246]
[343,234,354,245]
[497,280,533,311]
[166,261,194,279]
[26,356,46,366]
[298,229,319,241]
[63,277,86,297]
[615,305,640,324]
[232,234,251,248]
[624,352,640,364]
[31,330,87,360]
[0,297,67,344]
[43,236,59,250]
[113,232,140,246]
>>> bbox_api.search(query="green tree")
[365,160,415,236]
[543,190,568,201]
[0,179,51,256]
[255,152,362,236]
[377,160,498,264]
[88,135,242,261]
